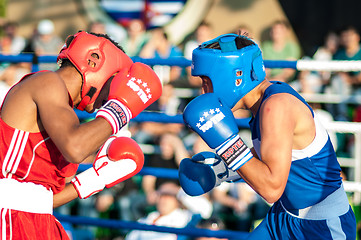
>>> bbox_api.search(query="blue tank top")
[249,81,342,210]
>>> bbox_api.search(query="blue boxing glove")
[183,93,253,171]
[179,151,244,196]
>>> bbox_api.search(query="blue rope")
[264,59,298,69]
[75,110,251,129]
[54,213,249,239]
[77,165,179,179]
[131,56,192,67]
[0,53,298,69]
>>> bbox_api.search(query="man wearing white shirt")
[125,182,195,240]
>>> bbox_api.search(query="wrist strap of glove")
[71,168,105,199]
[96,99,131,135]
[216,135,253,171]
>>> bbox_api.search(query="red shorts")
[0,208,70,240]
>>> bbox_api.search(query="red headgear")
[57,31,133,110]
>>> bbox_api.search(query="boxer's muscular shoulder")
[7,71,66,103]
[30,72,68,101]
[1,71,68,132]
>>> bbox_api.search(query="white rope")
[323,121,361,133]
[297,60,361,71]
[301,93,361,104]
[344,181,361,193]
[322,121,361,203]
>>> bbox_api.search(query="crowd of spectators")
[0,18,360,240]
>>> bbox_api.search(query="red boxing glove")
[104,136,144,188]
[72,136,144,199]
[96,62,162,135]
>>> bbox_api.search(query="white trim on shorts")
[280,185,349,220]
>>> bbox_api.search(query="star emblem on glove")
[196,108,224,132]
[127,77,152,103]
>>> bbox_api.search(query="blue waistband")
[280,185,350,220]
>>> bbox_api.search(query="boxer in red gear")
[0,31,162,240]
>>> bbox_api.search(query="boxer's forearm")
[53,183,78,208]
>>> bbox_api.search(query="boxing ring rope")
[3,53,361,72]
[54,213,249,239]
[2,54,361,237]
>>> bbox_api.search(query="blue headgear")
[191,33,266,108]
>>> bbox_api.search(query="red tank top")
[0,71,78,194]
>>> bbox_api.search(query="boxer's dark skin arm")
[1,64,113,207]
[1,65,113,164]
[53,154,96,208]
[53,183,79,208]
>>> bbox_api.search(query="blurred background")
[2,1,361,239]
[3,0,361,56]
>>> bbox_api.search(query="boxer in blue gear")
[179,33,356,239]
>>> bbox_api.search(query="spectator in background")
[147,83,187,116]
[314,31,340,61]
[324,26,361,122]
[182,22,213,88]
[324,26,361,165]
[128,83,189,226]
[89,21,126,44]
[233,24,254,39]
[0,75,10,104]
[295,32,340,159]
[332,26,361,95]
[261,20,301,82]
[212,182,270,233]
[114,176,145,222]
[139,27,183,84]
[94,190,121,240]
[88,21,107,34]
[298,31,340,94]
[125,182,199,240]
[142,133,189,206]
[0,21,29,103]
[88,21,126,47]
[141,134,215,223]
[121,19,150,57]
[105,23,127,44]
[184,134,214,156]
[184,21,213,60]
[33,19,63,55]
[0,21,26,54]
[32,19,63,70]
[0,62,30,104]
[309,102,338,151]
[193,217,228,240]
[132,83,187,145]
